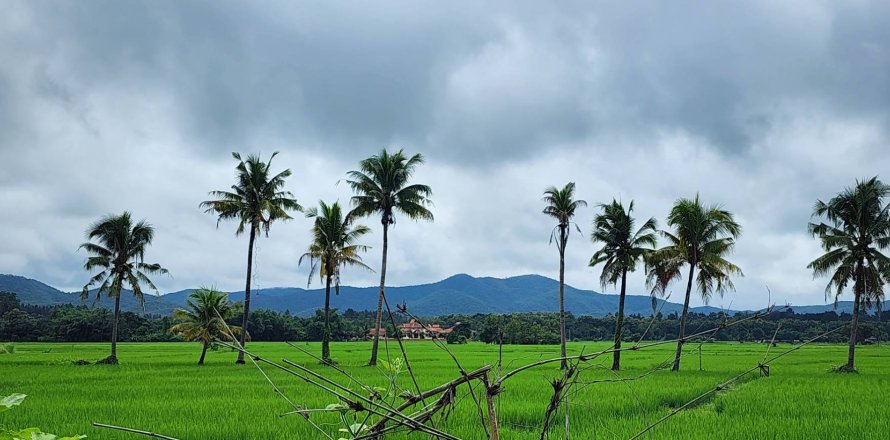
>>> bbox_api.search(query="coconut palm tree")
[647,195,742,371]
[169,288,243,365]
[589,200,658,371]
[346,149,433,366]
[201,152,302,364]
[300,201,372,363]
[80,212,168,364]
[808,177,890,372]
[542,182,587,369]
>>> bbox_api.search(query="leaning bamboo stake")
[628,324,848,440]
[92,423,179,440]
[481,371,500,440]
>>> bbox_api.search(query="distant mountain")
[0,274,178,316]
[0,273,856,317]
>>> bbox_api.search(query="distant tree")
[808,177,890,371]
[300,201,371,363]
[169,288,243,365]
[0,292,20,316]
[542,182,587,369]
[346,149,433,366]
[648,195,742,371]
[201,152,302,364]
[589,199,657,370]
[80,212,168,364]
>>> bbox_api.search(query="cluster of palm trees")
[198,149,433,365]
[546,186,742,371]
[78,151,888,372]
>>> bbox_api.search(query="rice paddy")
[2,341,888,439]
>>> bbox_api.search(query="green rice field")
[2,341,888,439]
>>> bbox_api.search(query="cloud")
[1,1,889,309]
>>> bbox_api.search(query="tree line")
[70,146,889,372]
[2,292,886,348]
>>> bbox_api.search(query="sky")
[1,1,889,310]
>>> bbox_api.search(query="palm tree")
[808,177,890,372]
[300,201,372,363]
[80,212,168,364]
[542,182,587,369]
[346,148,433,366]
[647,195,742,371]
[169,288,243,365]
[589,200,657,371]
[200,152,302,364]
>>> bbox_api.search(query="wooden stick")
[92,423,179,440]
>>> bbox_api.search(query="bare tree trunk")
[845,262,863,371]
[198,341,208,365]
[237,226,257,364]
[322,274,332,362]
[369,221,389,366]
[110,293,121,363]
[846,291,861,370]
[559,227,567,370]
[612,268,628,371]
[672,264,696,372]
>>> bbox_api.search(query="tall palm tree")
[542,182,587,369]
[346,148,433,366]
[169,288,243,365]
[647,195,742,371]
[589,200,658,371]
[808,177,890,372]
[80,212,168,364]
[300,201,372,363]
[201,152,302,364]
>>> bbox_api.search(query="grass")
[1,340,888,439]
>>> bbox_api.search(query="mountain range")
[0,273,854,317]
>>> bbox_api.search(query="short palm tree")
[589,200,657,371]
[808,177,890,372]
[80,212,168,364]
[346,149,433,366]
[300,201,372,363]
[200,152,302,364]
[647,195,742,371]
[542,182,587,369]
[169,288,243,365]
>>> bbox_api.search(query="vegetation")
[2,292,885,345]
[168,288,243,365]
[2,342,888,439]
[201,152,302,364]
[346,149,433,366]
[300,201,372,362]
[647,195,743,371]
[542,182,587,369]
[1,393,84,439]
[589,199,657,370]
[79,212,168,364]
[808,176,890,372]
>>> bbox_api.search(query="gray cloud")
[1,1,889,309]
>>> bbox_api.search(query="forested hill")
[0,273,856,317]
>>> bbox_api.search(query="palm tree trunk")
[559,228,567,370]
[110,293,121,363]
[369,221,389,366]
[845,262,863,371]
[322,274,332,362]
[237,226,257,365]
[199,341,208,365]
[612,268,628,371]
[672,264,696,372]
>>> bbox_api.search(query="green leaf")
[0,394,26,413]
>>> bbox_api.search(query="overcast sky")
[1,1,889,309]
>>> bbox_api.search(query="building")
[398,319,456,339]
[367,319,457,340]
